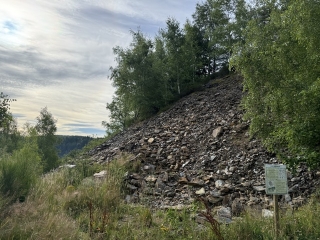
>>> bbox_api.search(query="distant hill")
[56,135,93,157]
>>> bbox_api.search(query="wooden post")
[274,194,279,238]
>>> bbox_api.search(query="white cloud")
[0,0,197,137]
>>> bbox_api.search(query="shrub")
[0,135,42,201]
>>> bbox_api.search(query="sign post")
[265,164,288,238]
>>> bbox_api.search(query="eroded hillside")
[89,74,320,215]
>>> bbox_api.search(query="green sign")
[265,164,288,195]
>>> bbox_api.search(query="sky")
[0,0,198,137]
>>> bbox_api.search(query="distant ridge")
[57,135,92,157]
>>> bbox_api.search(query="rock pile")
[89,75,320,216]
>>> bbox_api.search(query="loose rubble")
[88,75,320,220]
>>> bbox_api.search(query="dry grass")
[1,153,320,239]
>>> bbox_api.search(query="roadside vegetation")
[1,150,320,239]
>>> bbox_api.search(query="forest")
[57,135,93,157]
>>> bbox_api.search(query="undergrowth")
[1,151,320,239]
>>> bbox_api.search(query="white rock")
[195,187,205,195]
[61,164,76,168]
[182,160,190,168]
[145,175,157,182]
[93,170,107,178]
[210,155,216,161]
[262,209,274,218]
[253,186,265,192]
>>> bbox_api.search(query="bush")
[0,137,42,201]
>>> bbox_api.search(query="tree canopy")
[105,0,252,134]
[104,0,320,168]
[231,0,320,167]
[0,92,14,133]
[35,107,60,172]
[0,93,20,153]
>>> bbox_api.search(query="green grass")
[1,152,320,239]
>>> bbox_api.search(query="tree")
[103,95,133,135]
[160,18,186,96]
[0,93,21,153]
[109,30,166,126]
[231,0,320,168]
[152,35,173,104]
[0,92,14,133]
[35,107,60,172]
[192,0,232,74]
[103,1,254,132]
[181,20,208,90]
[230,0,253,45]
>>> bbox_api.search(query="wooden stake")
[274,194,279,238]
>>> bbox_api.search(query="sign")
[265,164,288,195]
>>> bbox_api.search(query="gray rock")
[231,198,243,216]
[212,127,223,138]
[284,194,291,202]
[253,186,265,192]
[215,206,232,219]
[207,196,223,204]
[215,180,225,188]
[210,190,221,197]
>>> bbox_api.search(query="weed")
[198,197,224,240]
[2,152,320,239]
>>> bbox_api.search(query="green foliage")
[0,93,22,154]
[108,30,166,128]
[0,92,14,132]
[63,160,103,187]
[35,107,60,172]
[0,119,22,154]
[103,95,134,134]
[160,18,186,96]
[222,198,320,239]
[56,135,92,157]
[231,0,320,167]
[0,127,42,200]
[104,0,253,132]
[193,0,231,73]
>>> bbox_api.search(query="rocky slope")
[89,74,320,216]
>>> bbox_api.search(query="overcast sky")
[0,0,198,137]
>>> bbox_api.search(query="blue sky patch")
[72,127,105,137]
[3,21,17,33]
